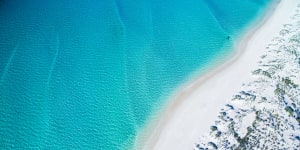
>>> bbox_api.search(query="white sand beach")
[136,0,299,149]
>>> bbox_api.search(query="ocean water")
[0,0,271,149]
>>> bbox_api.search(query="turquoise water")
[0,0,271,149]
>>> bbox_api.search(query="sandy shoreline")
[135,0,299,149]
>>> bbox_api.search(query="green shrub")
[285,106,294,116]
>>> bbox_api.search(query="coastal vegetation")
[195,4,300,149]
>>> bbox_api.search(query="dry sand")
[135,0,299,149]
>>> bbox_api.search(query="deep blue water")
[0,0,270,149]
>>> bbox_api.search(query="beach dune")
[136,0,299,149]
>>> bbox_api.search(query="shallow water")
[0,0,270,149]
